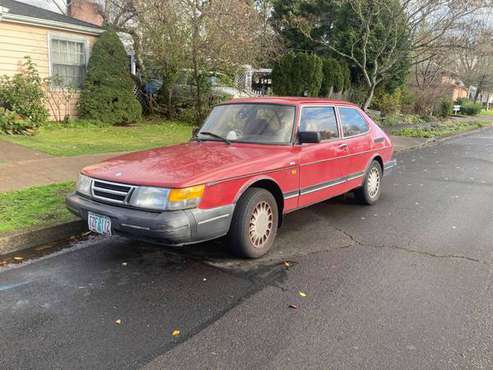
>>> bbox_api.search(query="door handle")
[338,143,348,150]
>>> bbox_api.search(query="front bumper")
[66,192,234,246]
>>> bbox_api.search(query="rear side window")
[299,107,339,140]
[339,107,369,137]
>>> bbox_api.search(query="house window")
[50,38,86,89]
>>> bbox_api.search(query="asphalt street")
[1,128,493,369]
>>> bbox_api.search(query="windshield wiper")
[199,131,231,145]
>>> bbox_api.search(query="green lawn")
[480,110,493,116]
[0,182,76,235]
[391,120,491,138]
[1,119,193,156]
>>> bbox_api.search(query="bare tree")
[448,22,493,102]
[135,0,275,122]
[403,0,492,65]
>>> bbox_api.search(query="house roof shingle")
[0,0,102,30]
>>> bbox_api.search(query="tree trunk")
[191,5,202,125]
[474,79,483,103]
[167,88,175,119]
[363,83,376,111]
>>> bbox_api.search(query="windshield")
[198,104,296,144]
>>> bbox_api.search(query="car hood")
[82,141,294,188]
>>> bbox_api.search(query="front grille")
[92,179,134,204]
[93,180,131,193]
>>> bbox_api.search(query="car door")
[337,106,372,189]
[298,105,349,208]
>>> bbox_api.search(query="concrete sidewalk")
[0,135,426,193]
[0,140,122,192]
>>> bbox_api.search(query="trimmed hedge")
[79,31,142,124]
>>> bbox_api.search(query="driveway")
[1,128,492,369]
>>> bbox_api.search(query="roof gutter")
[0,11,104,35]
[0,6,9,20]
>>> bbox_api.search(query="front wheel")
[354,160,383,205]
[227,188,279,258]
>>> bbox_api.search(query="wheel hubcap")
[249,201,273,248]
[367,167,381,198]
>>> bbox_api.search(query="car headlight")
[129,187,170,211]
[77,174,92,196]
[128,184,204,211]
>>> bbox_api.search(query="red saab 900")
[66,97,395,258]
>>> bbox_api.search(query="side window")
[299,107,339,140]
[339,107,369,137]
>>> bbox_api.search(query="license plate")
[88,212,112,236]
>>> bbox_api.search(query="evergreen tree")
[79,31,142,124]
[272,52,323,96]
[320,58,346,97]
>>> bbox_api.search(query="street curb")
[393,139,433,153]
[0,220,87,256]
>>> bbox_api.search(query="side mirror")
[298,131,321,144]
[192,127,200,138]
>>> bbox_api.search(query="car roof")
[223,96,359,107]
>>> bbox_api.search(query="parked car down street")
[66,97,396,258]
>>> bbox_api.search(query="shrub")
[460,100,482,116]
[0,57,48,124]
[437,99,453,118]
[79,31,142,124]
[272,52,323,97]
[0,108,37,135]
[347,85,369,107]
[44,75,78,123]
[372,88,402,115]
[399,87,416,114]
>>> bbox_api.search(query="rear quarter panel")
[366,114,394,165]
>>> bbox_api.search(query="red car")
[66,97,395,258]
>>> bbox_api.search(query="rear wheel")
[227,188,279,258]
[355,160,383,205]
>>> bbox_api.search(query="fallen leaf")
[115,319,122,325]
[283,261,290,268]
[288,304,298,309]
[299,291,306,297]
[172,329,180,337]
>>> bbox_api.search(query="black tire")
[227,188,279,258]
[354,160,383,205]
